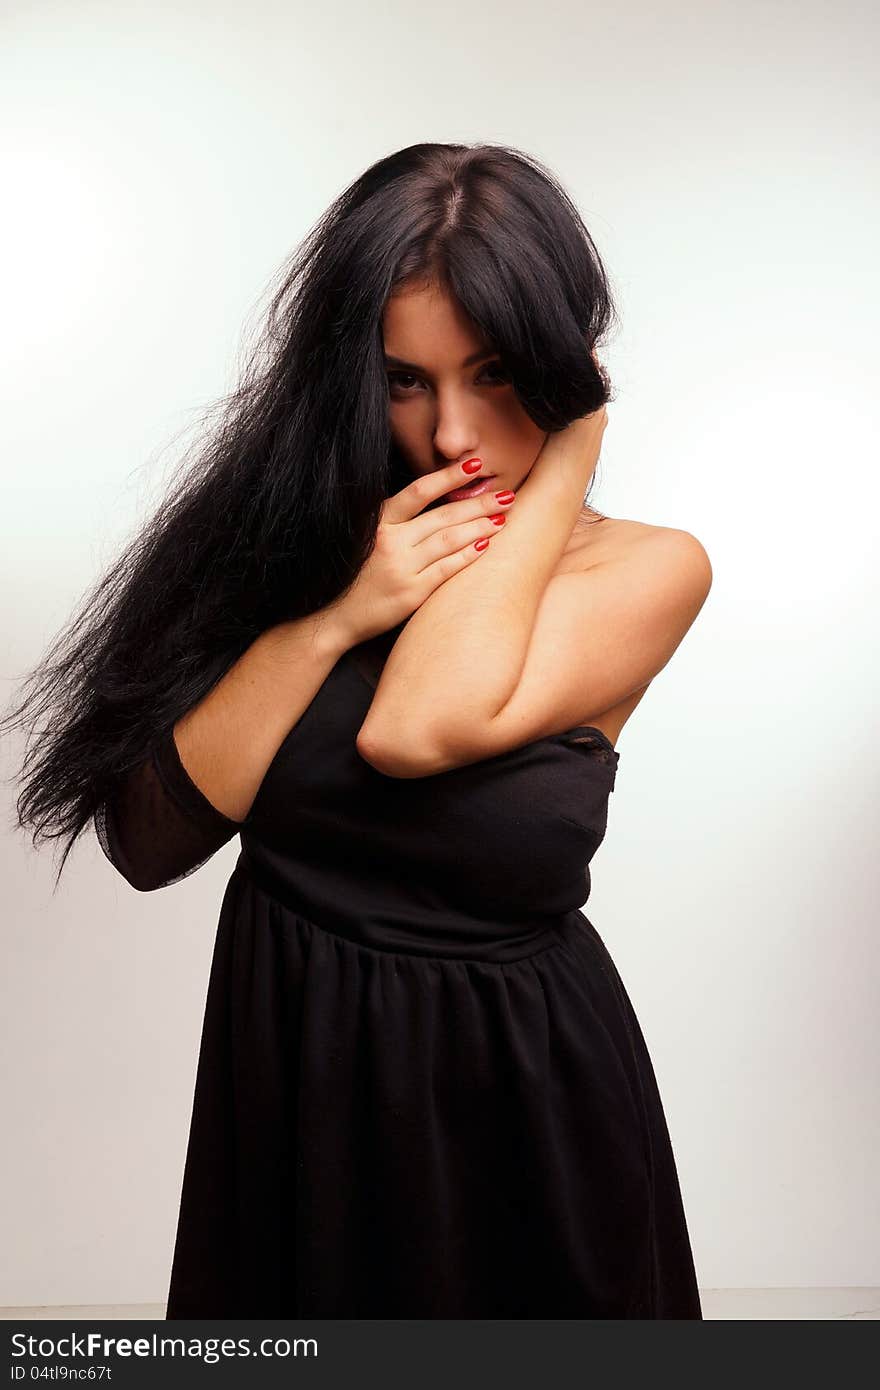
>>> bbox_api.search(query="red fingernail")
[494,490,515,504]
[461,458,482,475]
[474,538,490,551]
[489,514,506,525]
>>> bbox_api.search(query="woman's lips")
[442,475,497,502]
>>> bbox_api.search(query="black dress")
[95,630,702,1318]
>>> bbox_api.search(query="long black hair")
[1,141,618,889]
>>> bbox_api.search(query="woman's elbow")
[355,723,451,779]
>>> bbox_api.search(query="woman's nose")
[433,411,478,463]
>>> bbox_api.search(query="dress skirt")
[164,850,702,1318]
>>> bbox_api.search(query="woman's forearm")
[359,432,594,764]
[173,610,352,822]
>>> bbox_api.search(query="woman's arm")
[96,610,352,890]
[357,413,606,777]
[171,614,350,822]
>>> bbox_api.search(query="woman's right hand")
[325,460,517,648]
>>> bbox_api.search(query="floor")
[2,1290,879,1320]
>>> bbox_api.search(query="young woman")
[4,142,711,1317]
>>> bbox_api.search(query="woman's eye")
[387,361,509,393]
[387,372,419,391]
[481,361,509,383]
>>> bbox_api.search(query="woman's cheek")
[390,416,422,467]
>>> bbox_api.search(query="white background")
[1,0,878,1306]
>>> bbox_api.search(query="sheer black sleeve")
[94,727,249,891]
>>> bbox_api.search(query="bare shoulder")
[549,510,713,746]
[556,509,711,578]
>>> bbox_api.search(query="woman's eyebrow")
[383,347,497,371]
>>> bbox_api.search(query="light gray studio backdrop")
[1,0,877,1309]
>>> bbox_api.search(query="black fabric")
[97,636,702,1317]
[95,729,250,891]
